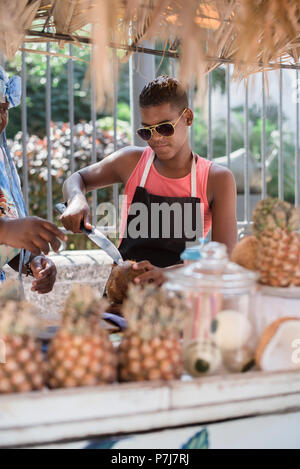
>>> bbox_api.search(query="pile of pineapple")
[232,198,300,287]
[0,281,45,393]
[0,280,188,394]
[119,284,187,382]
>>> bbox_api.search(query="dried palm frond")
[52,0,96,35]
[0,0,41,59]
[2,0,300,108]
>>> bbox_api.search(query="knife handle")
[54,202,92,234]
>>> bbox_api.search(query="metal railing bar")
[68,43,75,174]
[261,71,267,199]
[296,69,300,207]
[23,31,300,70]
[112,48,119,236]
[170,58,175,77]
[90,72,97,226]
[278,68,284,199]
[21,48,29,211]
[226,64,231,169]
[207,71,213,160]
[244,81,250,222]
[189,77,195,151]
[46,41,53,221]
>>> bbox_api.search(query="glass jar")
[180,245,202,265]
[164,242,259,377]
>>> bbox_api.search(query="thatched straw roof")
[1,1,300,106]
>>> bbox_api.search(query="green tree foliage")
[5,44,130,138]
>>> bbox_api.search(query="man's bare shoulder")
[110,145,144,183]
[207,163,236,204]
[111,145,144,160]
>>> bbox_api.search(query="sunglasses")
[136,108,187,141]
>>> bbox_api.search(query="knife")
[55,203,123,265]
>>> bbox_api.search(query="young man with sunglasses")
[61,76,237,286]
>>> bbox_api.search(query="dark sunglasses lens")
[137,128,152,141]
[156,123,174,137]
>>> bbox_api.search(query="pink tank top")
[118,146,212,245]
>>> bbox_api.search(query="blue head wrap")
[0,66,21,108]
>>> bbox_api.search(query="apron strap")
[191,153,197,198]
[139,151,155,188]
[139,150,197,198]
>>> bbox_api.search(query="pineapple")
[119,284,187,382]
[252,198,300,287]
[0,280,45,393]
[47,285,117,389]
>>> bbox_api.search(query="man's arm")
[208,164,238,255]
[61,146,143,232]
[63,146,143,200]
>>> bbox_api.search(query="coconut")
[256,317,300,372]
[211,310,253,352]
[231,236,258,271]
[222,346,255,373]
[106,260,146,304]
[184,339,222,377]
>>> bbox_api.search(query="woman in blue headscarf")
[0,66,66,293]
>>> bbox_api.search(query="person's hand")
[30,256,57,294]
[132,260,166,287]
[60,194,92,233]
[0,101,9,135]
[1,217,66,255]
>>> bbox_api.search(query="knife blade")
[55,203,123,265]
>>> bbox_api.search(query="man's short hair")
[139,76,188,111]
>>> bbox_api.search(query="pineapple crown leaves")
[252,198,300,237]
[62,285,108,334]
[0,300,39,337]
[122,284,188,341]
[0,280,38,336]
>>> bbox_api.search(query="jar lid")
[166,242,258,291]
[180,245,202,262]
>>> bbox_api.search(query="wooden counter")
[0,369,300,448]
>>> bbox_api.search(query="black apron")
[118,151,203,268]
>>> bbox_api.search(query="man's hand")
[132,260,166,287]
[60,194,92,233]
[30,256,57,294]
[0,217,66,255]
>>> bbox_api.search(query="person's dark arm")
[61,146,143,233]
[209,165,238,255]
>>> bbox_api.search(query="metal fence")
[18,44,300,236]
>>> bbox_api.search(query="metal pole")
[261,71,267,199]
[129,40,155,146]
[296,69,300,207]
[68,43,75,174]
[207,71,213,160]
[113,48,119,234]
[46,41,53,222]
[21,49,29,211]
[189,77,195,151]
[171,58,175,78]
[244,80,250,222]
[226,65,231,169]
[90,73,97,227]
[278,68,284,199]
